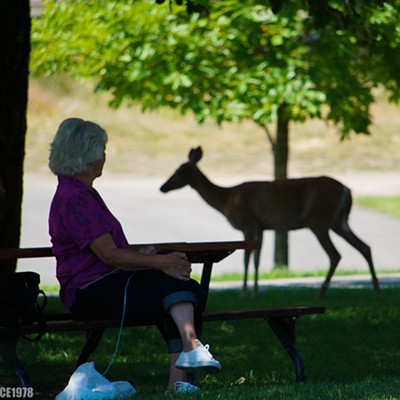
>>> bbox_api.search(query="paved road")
[18,173,400,288]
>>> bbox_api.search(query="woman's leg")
[128,272,220,381]
[169,301,199,352]
[70,271,219,390]
[169,300,221,375]
[167,301,223,393]
[167,353,189,392]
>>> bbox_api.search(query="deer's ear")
[188,147,203,164]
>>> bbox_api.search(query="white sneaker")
[175,339,222,374]
[174,381,200,393]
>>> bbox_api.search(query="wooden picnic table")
[0,240,325,387]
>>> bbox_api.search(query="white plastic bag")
[56,362,136,400]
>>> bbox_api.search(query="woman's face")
[91,147,106,178]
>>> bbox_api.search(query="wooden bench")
[0,241,325,387]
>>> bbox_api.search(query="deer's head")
[160,147,203,193]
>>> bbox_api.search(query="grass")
[355,196,400,219]
[196,267,400,284]
[1,287,400,399]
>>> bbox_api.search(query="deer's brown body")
[160,147,380,298]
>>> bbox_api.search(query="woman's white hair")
[49,118,108,176]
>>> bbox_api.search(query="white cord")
[103,273,134,376]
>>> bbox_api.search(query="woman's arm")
[90,232,192,281]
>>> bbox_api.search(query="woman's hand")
[139,245,156,255]
[90,233,191,279]
[161,251,192,281]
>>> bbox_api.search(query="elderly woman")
[48,118,221,394]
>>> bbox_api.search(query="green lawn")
[1,287,399,399]
[355,195,400,219]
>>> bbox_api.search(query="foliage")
[30,0,400,267]
[31,0,400,137]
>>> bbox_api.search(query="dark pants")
[69,270,203,353]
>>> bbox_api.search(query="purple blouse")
[48,175,130,308]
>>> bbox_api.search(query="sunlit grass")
[355,195,400,219]
[190,267,400,284]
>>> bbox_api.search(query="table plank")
[0,241,261,260]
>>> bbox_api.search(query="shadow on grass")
[1,287,399,399]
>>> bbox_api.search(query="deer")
[160,147,380,299]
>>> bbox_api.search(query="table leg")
[76,329,105,367]
[0,335,32,387]
[267,316,306,383]
[200,261,214,311]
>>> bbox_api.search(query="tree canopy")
[31,0,400,267]
[32,0,400,137]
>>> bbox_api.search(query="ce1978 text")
[0,387,34,398]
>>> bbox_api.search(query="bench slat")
[0,306,325,336]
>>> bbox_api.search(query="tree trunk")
[273,104,289,269]
[0,1,30,276]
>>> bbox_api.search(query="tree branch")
[258,121,276,152]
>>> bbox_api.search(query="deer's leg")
[253,247,261,296]
[243,248,251,296]
[333,223,380,298]
[253,230,263,296]
[310,228,341,299]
